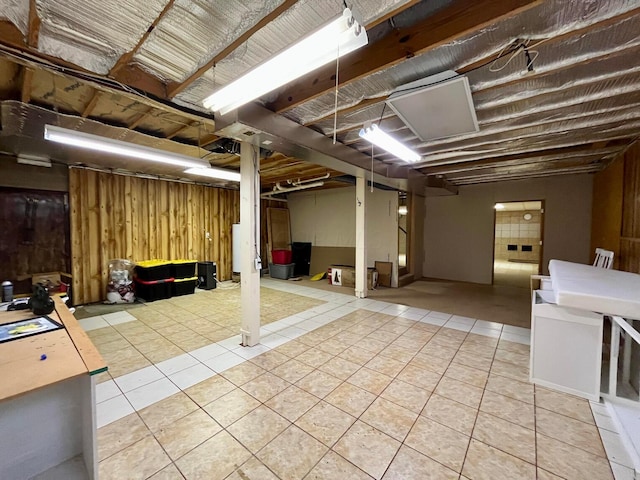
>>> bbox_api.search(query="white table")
[530,260,640,401]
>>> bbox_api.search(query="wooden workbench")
[0,297,107,480]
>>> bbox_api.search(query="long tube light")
[358,123,421,163]
[202,8,368,115]
[45,125,211,170]
[184,167,240,182]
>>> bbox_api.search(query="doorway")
[493,200,544,288]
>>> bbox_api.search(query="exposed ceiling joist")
[166,121,197,140]
[81,92,100,118]
[27,0,41,48]
[21,67,33,103]
[267,0,543,113]
[167,0,299,99]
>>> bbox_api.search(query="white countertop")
[549,259,640,319]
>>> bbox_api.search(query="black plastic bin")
[134,277,174,302]
[172,277,197,296]
[134,261,172,282]
[198,262,217,290]
[171,260,197,279]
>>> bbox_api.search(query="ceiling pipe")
[288,172,330,186]
[271,181,324,193]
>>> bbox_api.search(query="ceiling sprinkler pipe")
[265,181,325,196]
[291,172,330,186]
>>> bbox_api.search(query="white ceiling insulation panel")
[386,71,479,142]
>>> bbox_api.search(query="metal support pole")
[355,175,367,298]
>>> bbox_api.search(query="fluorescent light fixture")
[17,154,52,167]
[398,205,408,215]
[44,125,209,169]
[184,167,241,182]
[495,203,505,210]
[359,123,421,163]
[203,8,368,114]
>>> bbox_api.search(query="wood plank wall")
[69,169,239,304]
[592,141,640,273]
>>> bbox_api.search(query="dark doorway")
[0,188,71,295]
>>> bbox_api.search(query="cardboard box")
[375,261,392,287]
[329,265,378,289]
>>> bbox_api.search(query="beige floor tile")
[434,376,484,409]
[462,439,535,480]
[536,407,606,457]
[296,400,356,446]
[221,362,266,386]
[325,382,377,417]
[296,369,342,398]
[480,390,535,430]
[143,344,186,363]
[537,433,614,480]
[97,413,151,461]
[422,394,478,436]
[494,347,529,368]
[340,345,378,365]
[396,364,441,391]
[296,347,334,368]
[147,463,185,479]
[457,342,496,360]
[537,468,564,479]
[420,343,458,361]
[226,457,280,480]
[472,412,536,463]
[405,417,470,473]
[98,337,133,354]
[155,409,222,460]
[380,379,431,413]
[535,387,595,424]
[333,420,401,480]
[316,338,350,356]
[379,344,415,363]
[138,392,200,432]
[490,359,529,382]
[99,436,171,480]
[347,367,394,395]
[183,374,235,407]
[273,340,311,358]
[240,372,290,402]
[226,405,290,453]
[367,329,399,344]
[249,350,289,370]
[382,445,459,480]
[410,353,451,375]
[485,373,534,404]
[361,397,419,442]
[365,355,407,377]
[357,337,390,354]
[444,362,489,388]
[271,358,315,383]
[175,431,251,480]
[204,328,237,342]
[258,425,328,480]
[318,356,362,380]
[306,451,373,480]
[265,385,319,422]
[202,388,260,427]
[498,340,530,355]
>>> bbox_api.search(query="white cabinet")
[530,290,603,401]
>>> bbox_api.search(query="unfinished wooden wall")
[69,169,239,304]
[592,141,640,273]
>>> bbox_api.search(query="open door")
[493,200,544,288]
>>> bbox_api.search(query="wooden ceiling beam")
[128,108,154,129]
[166,121,197,140]
[27,0,41,47]
[303,97,386,126]
[267,0,542,113]
[81,92,100,117]
[167,0,299,99]
[21,67,34,103]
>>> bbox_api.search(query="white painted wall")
[288,186,399,285]
[423,175,594,284]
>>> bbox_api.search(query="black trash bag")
[29,283,55,315]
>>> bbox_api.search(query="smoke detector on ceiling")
[386,70,479,142]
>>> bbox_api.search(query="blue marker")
[40,354,47,361]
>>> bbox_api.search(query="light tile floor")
[85,279,632,479]
[493,259,539,288]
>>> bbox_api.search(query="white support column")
[240,141,260,346]
[355,175,367,298]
